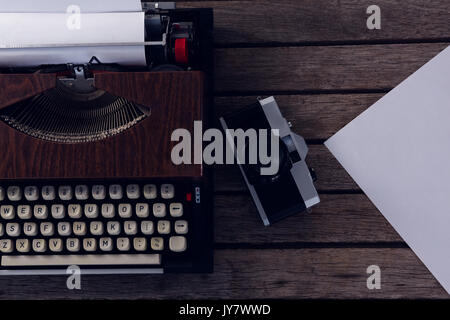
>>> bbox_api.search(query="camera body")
[220,97,320,226]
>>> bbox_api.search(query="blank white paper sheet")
[0,0,142,13]
[0,12,146,66]
[325,46,450,294]
[0,0,146,67]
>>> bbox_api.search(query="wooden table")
[1,0,449,299]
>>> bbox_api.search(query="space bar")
[1,254,161,267]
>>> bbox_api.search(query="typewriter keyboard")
[0,181,195,270]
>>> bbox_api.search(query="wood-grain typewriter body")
[0,71,204,180]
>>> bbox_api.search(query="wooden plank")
[214,43,448,92]
[1,248,445,299]
[179,0,450,45]
[215,94,383,140]
[214,193,400,243]
[214,145,358,192]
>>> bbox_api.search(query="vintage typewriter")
[0,3,214,274]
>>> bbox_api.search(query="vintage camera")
[220,97,320,226]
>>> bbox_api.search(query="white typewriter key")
[170,203,183,217]
[0,223,3,236]
[151,237,164,251]
[83,238,97,252]
[51,204,65,219]
[109,185,123,200]
[0,239,13,253]
[1,205,15,220]
[107,221,121,236]
[90,221,104,236]
[58,222,71,236]
[66,238,80,252]
[34,205,48,219]
[133,238,147,251]
[99,237,113,251]
[18,205,32,219]
[24,222,37,236]
[157,220,171,235]
[7,186,22,201]
[161,184,175,199]
[42,186,56,201]
[6,223,20,237]
[73,222,86,236]
[40,222,54,236]
[24,186,39,201]
[136,203,149,218]
[141,221,154,235]
[118,203,132,218]
[58,186,73,201]
[16,239,30,253]
[143,184,157,199]
[84,204,98,218]
[101,203,115,218]
[68,204,82,219]
[117,238,130,251]
[32,239,47,253]
[0,187,4,201]
[124,221,137,235]
[75,185,89,200]
[175,220,188,235]
[126,184,140,199]
[169,236,187,253]
[92,185,106,200]
[153,203,166,217]
[49,239,63,252]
